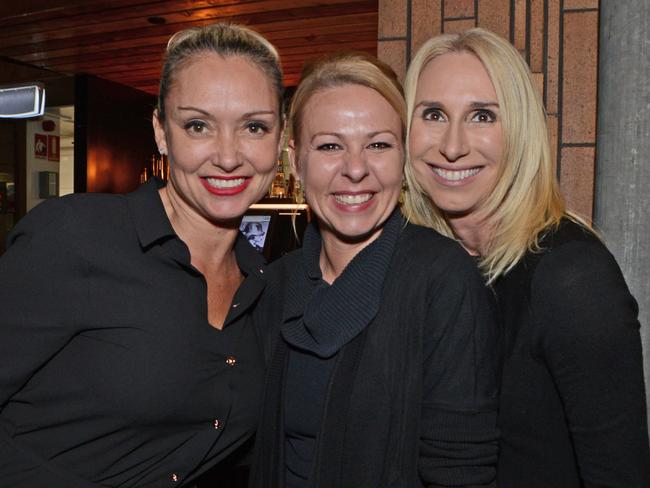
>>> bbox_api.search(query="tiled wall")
[378,0,599,219]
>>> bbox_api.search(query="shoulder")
[266,247,304,283]
[533,219,626,298]
[8,193,129,248]
[530,219,638,339]
[395,221,482,280]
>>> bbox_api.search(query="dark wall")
[75,75,157,194]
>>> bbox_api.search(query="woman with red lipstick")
[403,28,650,487]
[0,24,283,487]
[250,52,499,487]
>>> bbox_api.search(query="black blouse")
[0,179,267,487]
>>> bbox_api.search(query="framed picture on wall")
[240,214,273,254]
[34,133,47,159]
[48,135,60,161]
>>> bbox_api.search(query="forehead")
[416,52,497,101]
[167,53,278,110]
[302,83,400,127]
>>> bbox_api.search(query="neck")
[446,211,495,257]
[159,186,240,266]
[318,227,382,284]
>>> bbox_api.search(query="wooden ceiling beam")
[40,37,377,72]
[53,41,376,75]
[0,0,378,96]
[0,0,374,34]
[8,23,377,63]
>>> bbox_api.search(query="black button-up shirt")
[0,179,266,487]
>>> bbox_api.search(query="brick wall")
[378,0,599,219]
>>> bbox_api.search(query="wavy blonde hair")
[403,28,582,283]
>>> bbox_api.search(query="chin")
[330,222,383,244]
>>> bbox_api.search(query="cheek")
[409,126,443,162]
[249,139,282,175]
[378,156,404,190]
[475,131,503,163]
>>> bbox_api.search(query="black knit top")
[282,211,402,485]
[251,215,499,487]
[494,219,650,487]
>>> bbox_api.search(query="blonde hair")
[403,28,581,283]
[157,23,283,120]
[289,51,406,150]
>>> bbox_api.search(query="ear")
[152,109,168,155]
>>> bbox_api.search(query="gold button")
[225,356,236,367]
[171,473,179,483]
[213,419,221,429]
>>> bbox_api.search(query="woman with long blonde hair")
[404,27,650,487]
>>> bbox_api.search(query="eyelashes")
[421,107,498,123]
[182,119,273,136]
[245,121,271,134]
[315,141,395,152]
[471,109,497,123]
[184,120,207,134]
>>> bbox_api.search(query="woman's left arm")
[418,246,499,487]
[533,240,650,487]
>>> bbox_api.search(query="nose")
[438,122,470,162]
[211,131,243,172]
[341,148,369,182]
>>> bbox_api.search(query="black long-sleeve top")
[494,219,650,487]
[251,213,500,487]
[0,179,267,487]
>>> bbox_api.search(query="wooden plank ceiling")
[0,0,378,95]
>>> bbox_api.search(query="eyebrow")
[177,106,277,117]
[415,100,499,109]
[311,130,398,139]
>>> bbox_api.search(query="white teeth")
[432,167,480,181]
[205,177,245,188]
[334,193,373,205]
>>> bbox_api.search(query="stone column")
[594,0,650,425]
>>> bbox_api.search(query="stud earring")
[159,147,166,156]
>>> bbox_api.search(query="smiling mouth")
[204,177,247,189]
[431,167,481,182]
[334,193,374,205]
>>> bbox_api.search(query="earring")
[159,147,166,156]
[399,180,408,205]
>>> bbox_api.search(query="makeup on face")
[295,83,404,245]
